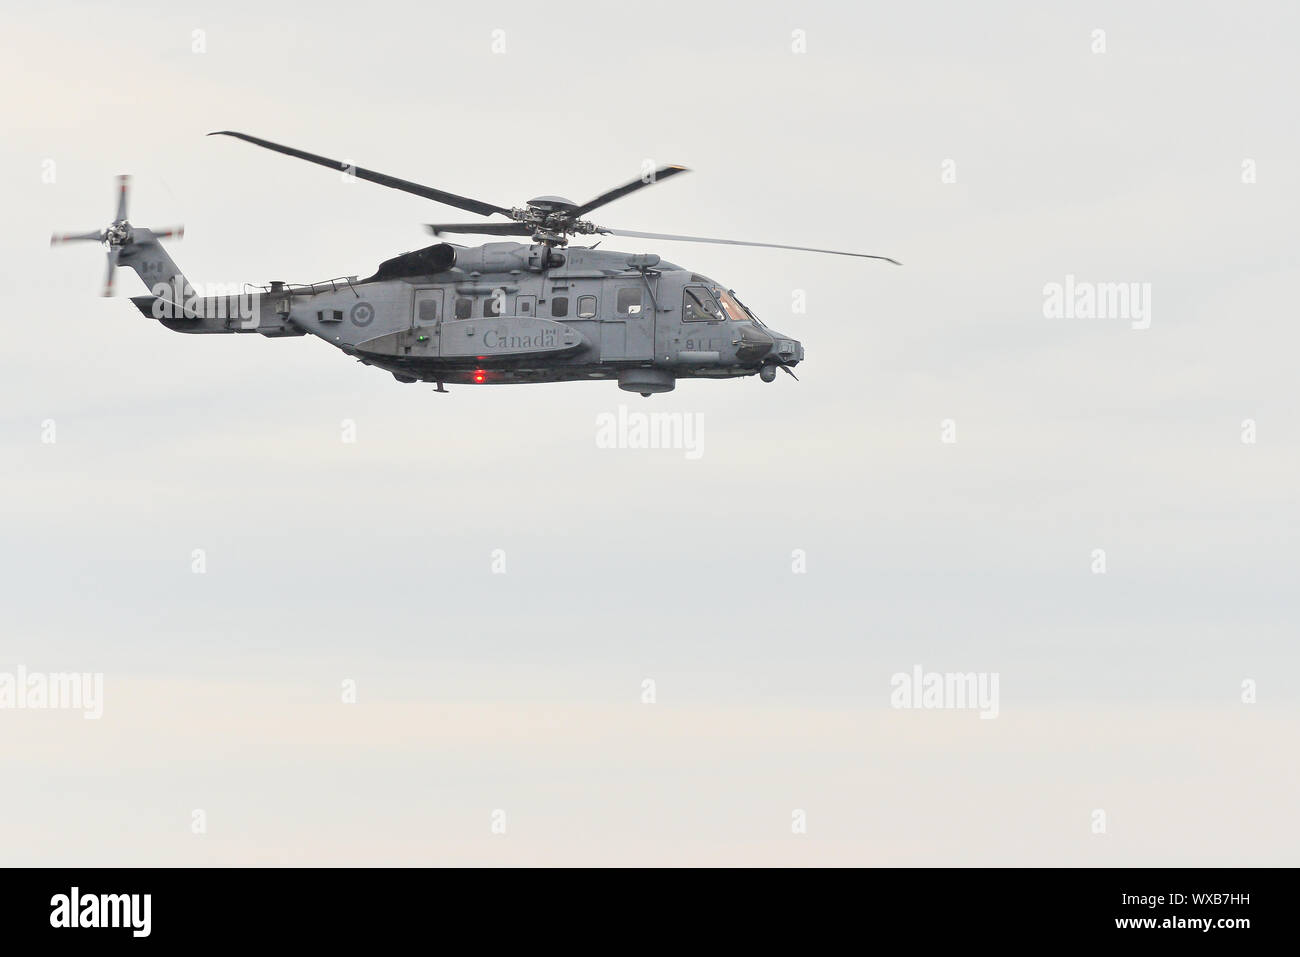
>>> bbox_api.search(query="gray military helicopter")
[51,132,898,395]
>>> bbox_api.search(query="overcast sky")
[1,0,1297,865]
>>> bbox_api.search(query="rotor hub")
[105,221,131,246]
[524,195,576,214]
[505,200,604,246]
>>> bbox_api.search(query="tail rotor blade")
[150,225,185,240]
[102,247,120,297]
[50,231,104,246]
[115,174,130,221]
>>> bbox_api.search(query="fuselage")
[134,241,804,393]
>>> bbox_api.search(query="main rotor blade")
[50,231,103,245]
[566,166,689,220]
[115,174,129,222]
[601,228,901,264]
[426,222,532,237]
[208,131,511,218]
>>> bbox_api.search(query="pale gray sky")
[1,0,1297,865]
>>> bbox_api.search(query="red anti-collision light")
[473,371,485,383]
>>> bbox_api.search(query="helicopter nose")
[769,337,803,364]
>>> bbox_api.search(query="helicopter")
[51,132,898,395]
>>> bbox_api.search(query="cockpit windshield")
[728,289,766,328]
[687,275,764,324]
[714,288,748,322]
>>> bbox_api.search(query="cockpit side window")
[683,286,723,322]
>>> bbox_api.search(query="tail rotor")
[50,175,185,297]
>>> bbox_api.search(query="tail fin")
[116,227,196,304]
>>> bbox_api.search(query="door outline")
[412,287,444,331]
[602,279,655,360]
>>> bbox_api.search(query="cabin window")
[616,287,643,315]
[577,295,597,319]
[683,286,723,321]
[484,294,502,318]
[551,296,569,318]
[455,298,472,319]
[418,300,438,323]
